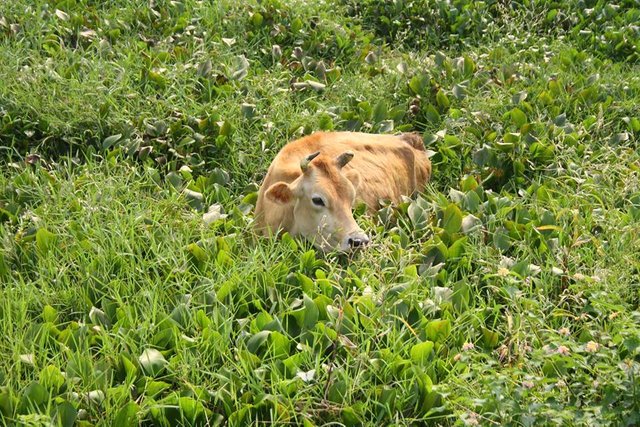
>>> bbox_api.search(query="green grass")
[1,0,640,425]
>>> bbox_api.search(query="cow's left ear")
[344,169,361,190]
[265,182,294,204]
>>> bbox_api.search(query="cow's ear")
[344,169,361,190]
[265,182,294,204]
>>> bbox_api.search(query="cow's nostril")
[348,236,369,248]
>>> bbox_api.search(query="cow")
[254,131,432,251]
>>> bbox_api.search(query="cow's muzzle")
[344,232,370,249]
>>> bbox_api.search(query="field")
[1,0,640,425]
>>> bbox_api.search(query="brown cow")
[254,131,432,251]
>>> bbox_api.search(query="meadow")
[1,0,639,425]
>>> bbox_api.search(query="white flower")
[558,327,571,336]
[462,342,475,352]
[463,412,480,426]
[585,341,599,353]
[522,380,535,389]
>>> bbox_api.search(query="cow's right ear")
[265,182,294,204]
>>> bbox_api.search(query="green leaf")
[447,236,467,258]
[301,294,319,329]
[318,113,334,130]
[0,389,16,417]
[42,305,58,323]
[442,204,462,235]
[504,132,520,144]
[187,243,207,268]
[434,51,447,67]
[215,249,233,267]
[452,83,467,100]
[463,55,476,76]
[625,117,640,132]
[120,354,138,382]
[379,119,394,133]
[179,396,209,423]
[219,120,233,136]
[328,380,347,403]
[53,401,77,427]
[461,215,482,234]
[231,56,249,81]
[152,325,177,350]
[89,306,111,328]
[250,12,264,27]
[197,59,212,77]
[114,402,139,426]
[473,145,494,167]
[183,189,204,211]
[425,319,451,342]
[36,228,57,254]
[169,303,190,328]
[102,133,122,150]
[166,172,183,190]
[460,175,478,192]
[452,282,471,312]
[510,108,527,128]
[493,227,511,251]
[40,365,65,392]
[512,91,528,104]
[436,90,450,110]
[443,134,460,147]
[372,100,387,123]
[291,17,303,33]
[342,405,363,427]
[410,341,434,366]
[241,103,256,119]
[209,168,230,186]
[269,331,291,359]
[408,202,427,229]
[465,191,481,212]
[21,381,48,410]
[138,349,168,377]
[425,104,441,124]
[495,141,514,152]
[482,328,500,348]
[146,380,171,398]
[55,9,70,21]
[612,132,630,144]
[409,74,428,95]
[403,264,418,278]
[0,252,7,278]
[247,331,271,354]
[307,80,326,92]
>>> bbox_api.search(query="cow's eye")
[311,196,325,207]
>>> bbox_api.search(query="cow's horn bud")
[300,151,320,171]
[336,151,354,168]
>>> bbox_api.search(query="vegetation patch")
[1,0,639,425]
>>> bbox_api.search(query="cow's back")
[285,132,431,208]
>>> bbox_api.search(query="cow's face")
[265,151,370,251]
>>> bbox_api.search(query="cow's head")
[265,151,370,251]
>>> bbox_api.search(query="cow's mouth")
[337,231,371,252]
